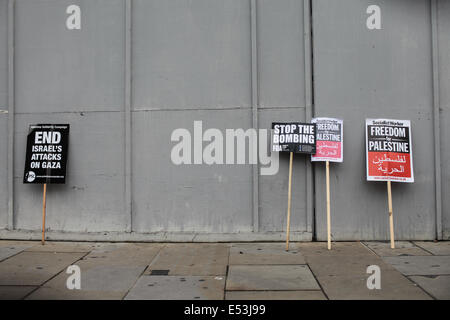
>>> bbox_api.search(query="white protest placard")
[366,119,413,183]
[311,117,343,163]
[310,117,343,250]
[365,118,414,249]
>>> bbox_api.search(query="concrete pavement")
[0,240,448,300]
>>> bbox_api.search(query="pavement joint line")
[122,260,158,299]
[223,247,231,300]
[362,241,437,257]
[358,241,387,258]
[361,241,412,258]
[403,275,437,300]
[412,242,438,256]
[0,248,29,263]
[147,244,167,271]
[221,274,227,301]
[0,284,39,287]
[304,264,329,300]
[360,241,381,257]
[225,289,323,292]
[406,276,441,300]
[122,244,166,299]
[20,250,92,300]
[139,275,226,277]
[229,264,309,266]
[26,251,95,254]
[360,242,439,300]
[393,272,450,277]
[377,252,439,301]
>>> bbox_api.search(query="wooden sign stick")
[387,180,395,249]
[326,161,331,250]
[42,183,47,245]
[286,152,294,251]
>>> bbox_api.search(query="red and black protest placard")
[366,119,413,183]
[311,117,343,163]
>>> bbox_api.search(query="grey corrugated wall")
[0,0,8,229]
[0,0,448,240]
[438,0,450,239]
[314,0,437,240]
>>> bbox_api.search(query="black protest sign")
[23,124,70,184]
[272,122,316,154]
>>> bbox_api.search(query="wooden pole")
[326,161,331,250]
[387,180,395,249]
[286,152,294,251]
[42,183,47,245]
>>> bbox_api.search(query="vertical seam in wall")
[309,0,317,240]
[431,0,442,240]
[7,0,15,230]
[125,0,132,232]
[250,0,259,233]
[304,0,314,237]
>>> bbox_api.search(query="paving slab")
[0,240,37,246]
[0,286,37,300]
[315,271,431,300]
[297,242,373,257]
[305,254,397,277]
[26,264,145,300]
[408,275,450,300]
[382,256,450,276]
[0,241,36,262]
[124,276,225,300]
[0,251,86,286]
[413,241,450,255]
[146,244,229,276]
[302,246,419,299]
[229,243,305,265]
[88,242,143,254]
[82,243,163,267]
[25,241,101,253]
[26,287,125,300]
[363,241,431,257]
[226,265,320,291]
[225,291,327,300]
[72,266,144,291]
[26,243,164,299]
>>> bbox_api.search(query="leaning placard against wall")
[311,117,343,163]
[366,118,413,249]
[271,122,316,251]
[23,124,70,245]
[23,124,70,184]
[310,117,343,250]
[366,119,413,183]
